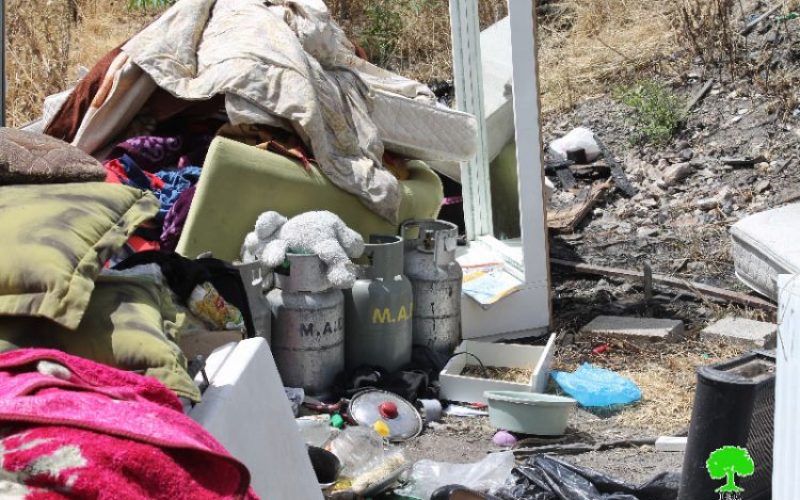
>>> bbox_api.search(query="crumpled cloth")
[161,184,197,252]
[110,135,184,171]
[121,0,434,223]
[0,348,257,499]
[104,154,201,223]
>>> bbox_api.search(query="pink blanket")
[0,349,258,499]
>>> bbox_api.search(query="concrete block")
[701,316,777,349]
[580,315,685,343]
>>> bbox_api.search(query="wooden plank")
[740,4,782,36]
[555,165,577,190]
[550,258,778,311]
[683,79,714,115]
[595,137,637,197]
[774,275,800,498]
[547,182,610,233]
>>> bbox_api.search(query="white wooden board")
[189,338,323,500]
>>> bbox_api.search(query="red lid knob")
[378,401,399,419]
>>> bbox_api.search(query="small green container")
[485,391,576,436]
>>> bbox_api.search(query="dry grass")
[9,0,793,126]
[6,0,162,127]
[6,0,75,127]
[555,339,747,435]
[538,0,681,113]
[6,0,680,125]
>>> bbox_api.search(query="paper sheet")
[462,269,523,308]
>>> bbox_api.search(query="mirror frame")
[450,0,551,339]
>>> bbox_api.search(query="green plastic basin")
[485,390,576,436]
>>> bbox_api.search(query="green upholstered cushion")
[0,274,200,402]
[0,183,160,329]
[176,137,443,260]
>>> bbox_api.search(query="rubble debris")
[551,258,778,312]
[754,179,771,193]
[593,138,636,197]
[581,315,685,343]
[547,181,611,233]
[555,163,578,189]
[721,156,767,167]
[657,162,693,188]
[701,316,777,349]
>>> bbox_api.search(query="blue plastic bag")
[551,363,641,409]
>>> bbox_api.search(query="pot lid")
[348,389,422,442]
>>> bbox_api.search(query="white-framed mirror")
[450,0,551,340]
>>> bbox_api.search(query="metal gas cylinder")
[344,235,413,372]
[267,253,345,396]
[401,220,463,357]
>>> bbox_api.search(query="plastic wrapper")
[284,387,304,417]
[328,426,385,477]
[494,455,679,500]
[188,281,245,330]
[396,451,515,499]
[551,363,641,410]
[350,452,406,495]
[296,416,335,448]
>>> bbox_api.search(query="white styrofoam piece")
[730,203,800,300]
[189,338,323,500]
[439,334,556,404]
[773,274,800,498]
[655,436,687,452]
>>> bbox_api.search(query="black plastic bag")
[494,455,679,500]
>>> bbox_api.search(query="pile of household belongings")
[0,0,477,497]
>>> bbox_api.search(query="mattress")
[730,203,800,300]
[373,89,478,162]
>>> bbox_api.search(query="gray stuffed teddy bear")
[241,210,365,289]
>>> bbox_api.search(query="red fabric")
[0,349,258,500]
[103,157,166,189]
[126,235,161,253]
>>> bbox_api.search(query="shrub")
[616,80,684,144]
[359,0,404,67]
